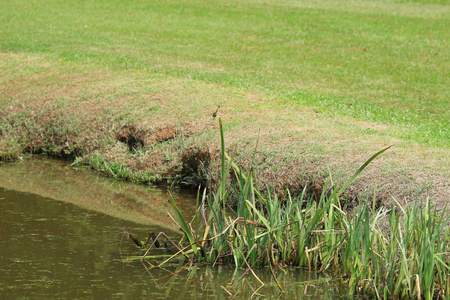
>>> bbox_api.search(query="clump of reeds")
[157,118,449,299]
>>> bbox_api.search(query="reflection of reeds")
[138,260,341,299]
[155,118,449,299]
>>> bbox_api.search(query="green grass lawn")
[1,0,448,146]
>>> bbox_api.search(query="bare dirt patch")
[115,125,146,150]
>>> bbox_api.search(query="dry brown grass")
[1,53,448,211]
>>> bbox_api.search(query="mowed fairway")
[0,0,449,202]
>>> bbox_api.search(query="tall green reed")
[164,117,449,299]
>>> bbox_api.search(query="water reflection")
[0,157,197,231]
[0,188,166,298]
[0,158,352,299]
[0,187,351,299]
[137,262,349,299]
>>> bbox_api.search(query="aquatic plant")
[143,118,449,299]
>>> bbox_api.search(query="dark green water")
[0,159,352,299]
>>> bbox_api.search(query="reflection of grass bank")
[0,157,196,232]
[164,119,450,299]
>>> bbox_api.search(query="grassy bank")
[1,0,448,146]
[1,0,449,205]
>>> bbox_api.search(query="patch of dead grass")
[1,52,448,213]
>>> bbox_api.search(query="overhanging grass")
[1,0,448,146]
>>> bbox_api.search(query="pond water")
[0,158,352,299]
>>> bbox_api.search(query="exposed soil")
[115,125,178,151]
